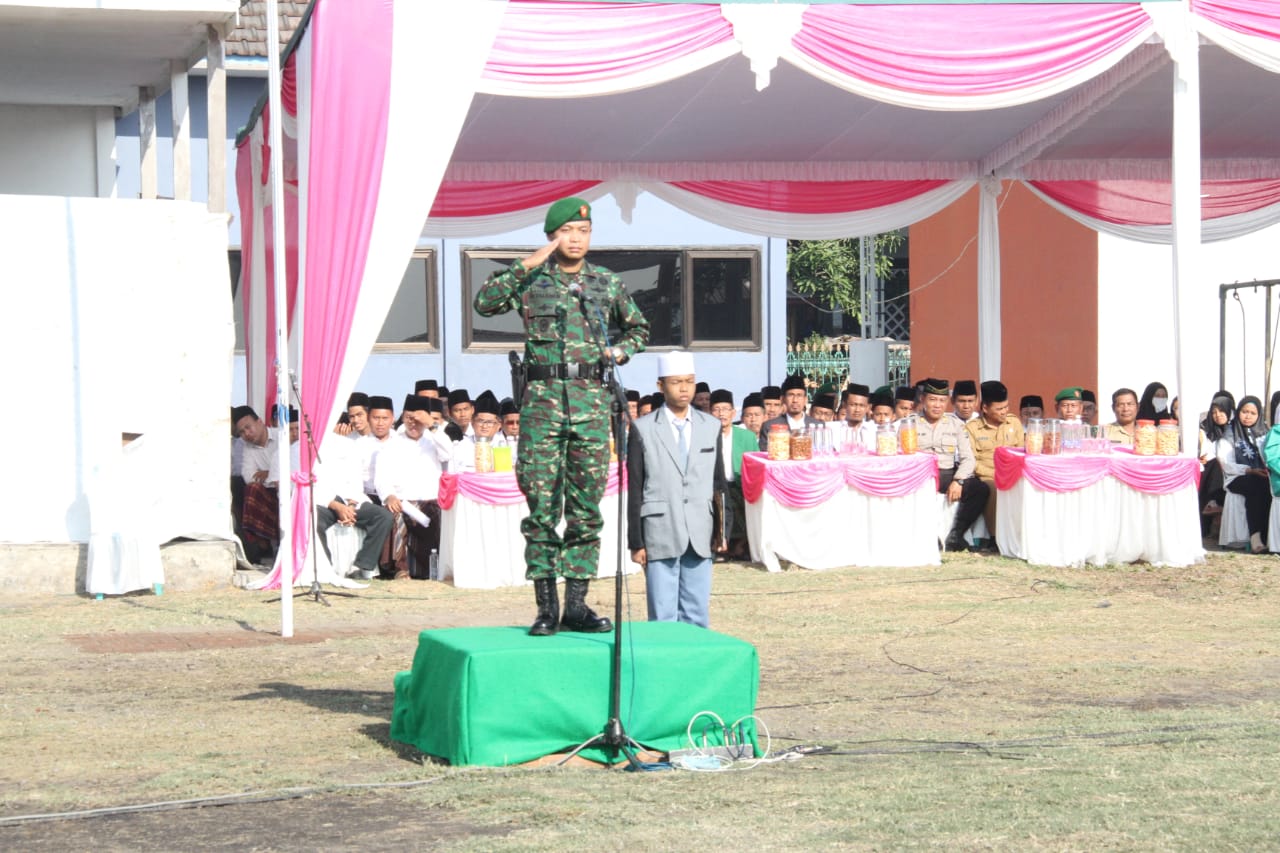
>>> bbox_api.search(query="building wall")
[1098,224,1280,419]
[909,182,1098,405]
[0,104,103,197]
[230,192,789,409]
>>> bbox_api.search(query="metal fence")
[785,339,911,390]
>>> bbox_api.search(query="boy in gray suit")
[627,351,725,628]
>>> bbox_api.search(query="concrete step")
[0,539,238,596]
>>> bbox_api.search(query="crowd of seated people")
[231,372,1280,574]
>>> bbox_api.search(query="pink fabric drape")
[256,0,396,590]
[741,452,939,508]
[1029,179,1280,226]
[1192,0,1280,41]
[484,1,733,87]
[669,180,950,214]
[994,446,1200,495]
[794,3,1153,97]
[438,463,624,510]
[429,180,601,218]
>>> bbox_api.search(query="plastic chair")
[325,524,367,576]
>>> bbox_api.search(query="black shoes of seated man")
[528,577,613,636]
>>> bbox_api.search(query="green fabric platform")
[390,621,760,766]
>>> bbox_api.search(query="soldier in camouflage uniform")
[474,197,650,636]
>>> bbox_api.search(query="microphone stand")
[559,277,644,770]
[287,373,357,607]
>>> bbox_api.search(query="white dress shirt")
[241,428,278,483]
[375,432,449,502]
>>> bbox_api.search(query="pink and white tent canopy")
[236,0,1280,587]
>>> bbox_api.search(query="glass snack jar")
[767,423,791,461]
[1024,418,1044,455]
[1135,419,1157,456]
[1157,420,1180,456]
[789,428,813,461]
[898,414,918,453]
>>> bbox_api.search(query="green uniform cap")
[544,197,591,234]
[1054,386,1083,402]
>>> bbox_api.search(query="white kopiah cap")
[656,350,695,379]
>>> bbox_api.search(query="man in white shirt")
[450,391,507,472]
[500,397,520,464]
[314,422,394,580]
[233,405,280,564]
[360,395,397,499]
[444,388,475,442]
[842,382,877,450]
[375,397,450,579]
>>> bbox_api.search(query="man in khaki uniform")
[1106,387,1138,446]
[917,378,989,552]
[965,380,1025,548]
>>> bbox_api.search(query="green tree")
[786,232,905,321]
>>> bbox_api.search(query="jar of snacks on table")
[789,428,813,461]
[767,424,790,461]
[1157,420,1180,456]
[1135,419,1157,456]
[1024,418,1044,455]
[474,436,495,473]
[1042,419,1062,455]
[898,414,918,453]
[877,424,898,456]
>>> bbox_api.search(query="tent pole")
[267,0,294,638]
[1167,8,1202,457]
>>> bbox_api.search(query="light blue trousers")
[645,544,712,628]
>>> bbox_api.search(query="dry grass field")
[2,550,1278,851]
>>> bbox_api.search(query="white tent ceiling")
[449,39,1280,183]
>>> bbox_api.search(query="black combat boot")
[529,577,559,636]
[560,578,613,633]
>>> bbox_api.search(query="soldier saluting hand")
[474,197,650,636]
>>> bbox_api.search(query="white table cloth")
[741,452,942,572]
[438,464,641,589]
[995,446,1205,568]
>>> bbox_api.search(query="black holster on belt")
[508,350,527,409]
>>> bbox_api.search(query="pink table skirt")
[741,451,939,508]
[994,446,1200,495]
[438,461,624,510]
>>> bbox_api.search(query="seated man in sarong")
[233,405,279,564]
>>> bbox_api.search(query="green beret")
[1054,386,1083,402]
[544,197,591,234]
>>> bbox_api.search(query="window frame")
[461,245,762,353]
[372,248,440,353]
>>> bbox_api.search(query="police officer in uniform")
[916,378,990,552]
[474,197,650,635]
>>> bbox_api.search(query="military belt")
[526,361,605,382]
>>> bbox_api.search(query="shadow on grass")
[236,681,438,765]
[116,596,261,633]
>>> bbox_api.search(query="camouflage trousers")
[516,406,610,580]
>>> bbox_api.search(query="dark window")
[230,249,438,353]
[463,247,759,351]
[375,250,438,349]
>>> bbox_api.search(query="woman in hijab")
[1216,395,1271,553]
[1198,395,1234,535]
[1136,381,1176,424]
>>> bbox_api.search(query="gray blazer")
[627,407,724,561]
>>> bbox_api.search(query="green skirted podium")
[391,621,760,766]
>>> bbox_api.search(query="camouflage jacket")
[474,259,649,368]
